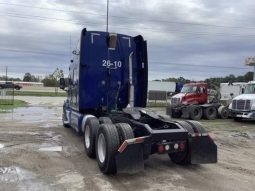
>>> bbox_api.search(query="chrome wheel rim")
[85,125,90,148]
[98,133,106,163]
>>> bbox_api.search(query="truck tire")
[115,123,134,143]
[166,106,181,118]
[187,120,207,134]
[203,106,217,120]
[169,120,199,165]
[176,121,194,135]
[218,106,229,119]
[96,124,120,174]
[234,117,242,122]
[62,112,70,128]
[169,142,191,165]
[189,105,202,120]
[171,110,182,118]
[84,117,100,158]
[99,117,112,124]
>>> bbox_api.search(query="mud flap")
[190,136,217,164]
[115,144,144,173]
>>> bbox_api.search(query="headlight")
[251,101,255,110]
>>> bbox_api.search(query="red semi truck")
[167,82,228,120]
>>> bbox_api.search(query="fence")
[147,90,168,106]
[0,88,14,105]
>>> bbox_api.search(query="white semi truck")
[220,82,247,106]
[229,81,255,121]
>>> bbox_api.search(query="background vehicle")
[60,28,217,174]
[220,82,246,105]
[0,81,22,90]
[167,82,229,120]
[148,81,183,96]
[229,81,255,121]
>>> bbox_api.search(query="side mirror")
[70,59,73,63]
[230,93,234,98]
[59,78,66,90]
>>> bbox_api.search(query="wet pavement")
[0,96,255,191]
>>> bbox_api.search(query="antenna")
[106,0,109,32]
[69,34,72,59]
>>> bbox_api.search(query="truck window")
[244,84,255,94]
[108,33,117,49]
[200,87,206,94]
[181,86,197,93]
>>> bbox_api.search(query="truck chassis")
[167,103,229,120]
[63,103,217,174]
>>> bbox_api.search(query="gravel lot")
[0,96,255,191]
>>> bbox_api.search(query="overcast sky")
[0,0,254,80]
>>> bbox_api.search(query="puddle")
[0,106,62,126]
[53,171,85,190]
[2,107,59,123]
[39,146,63,152]
[0,166,51,190]
[0,144,4,149]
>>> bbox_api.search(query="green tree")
[42,68,64,87]
[23,73,32,82]
[42,75,58,87]
[23,73,39,82]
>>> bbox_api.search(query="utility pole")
[5,66,8,81]
[245,57,255,81]
[106,0,109,32]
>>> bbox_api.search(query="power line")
[0,48,68,56]
[149,61,249,70]
[2,12,255,39]
[0,47,249,70]
[1,2,255,30]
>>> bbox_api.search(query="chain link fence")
[0,88,14,105]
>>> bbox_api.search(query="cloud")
[0,0,254,80]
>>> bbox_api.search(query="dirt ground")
[0,96,255,191]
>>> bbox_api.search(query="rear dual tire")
[203,107,217,120]
[189,105,202,120]
[84,118,100,158]
[95,124,120,174]
[170,120,207,165]
[96,123,134,174]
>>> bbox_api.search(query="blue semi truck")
[59,28,217,174]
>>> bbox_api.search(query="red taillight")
[179,142,185,150]
[158,144,165,153]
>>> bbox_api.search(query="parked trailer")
[60,29,217,174]
[167,82,229,120]
[148,81,183,96]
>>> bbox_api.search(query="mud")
[0,96,255,191]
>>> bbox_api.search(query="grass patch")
[0,99,28,113]
[12,91,67,97]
